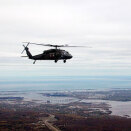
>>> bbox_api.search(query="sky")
[0,0,131,85]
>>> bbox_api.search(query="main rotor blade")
[29,43,91,48]
[63,45,91,48]
[22,42,30,43]
[29,43,64,47]
[29,43,52,46]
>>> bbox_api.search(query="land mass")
[0,89,131,131]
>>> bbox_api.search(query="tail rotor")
[21,42,30,54]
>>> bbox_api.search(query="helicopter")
[21,42,87,64]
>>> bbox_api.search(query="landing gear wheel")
[33,60,36,64]
[55,60,58,63]
[63,60,66,63]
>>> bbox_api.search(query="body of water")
[81,99,131,118]
[0,76,131,91]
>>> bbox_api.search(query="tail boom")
[25,47,33,59]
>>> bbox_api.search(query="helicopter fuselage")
[32,49,72,60]
[24,47,72,64]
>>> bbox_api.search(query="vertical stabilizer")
[25,47,33,59]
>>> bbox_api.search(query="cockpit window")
[62,51,69,55]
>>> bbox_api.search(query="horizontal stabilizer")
[21,56,28,57]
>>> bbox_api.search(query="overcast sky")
[0,0,131,77]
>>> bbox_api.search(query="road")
[44,115,61,131]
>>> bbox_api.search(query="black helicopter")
[21,42,85,64]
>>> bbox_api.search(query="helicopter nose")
[70,55,73,59]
